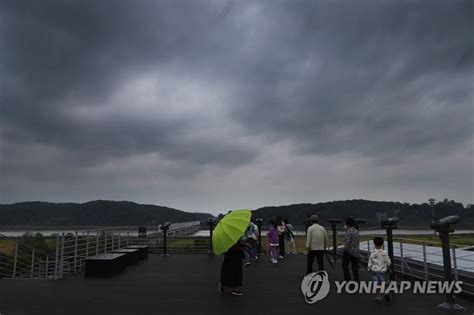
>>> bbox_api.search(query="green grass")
[293,233,474,251]
[0,240,17,255]
[391,234,474,247]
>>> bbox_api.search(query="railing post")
[452,246,458,282]
[12,241,18,278]
[85,230,90,258]
[54,234,59,280]
[31,249,35,277]
[60,233,65,278]
[118,231,121,249]
[400,241,404,277]
[127,228,130,247]
[422,242,428,280]
[45,256,49,278]
[73,232,78,273]
[112,229,115,250]
[96,232,99,255]
[104,232,108,253]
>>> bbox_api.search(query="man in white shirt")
[305,215,328,274]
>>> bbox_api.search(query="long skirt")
[220,249,244,287]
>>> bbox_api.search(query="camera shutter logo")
[301,271,330,304]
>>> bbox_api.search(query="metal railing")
[0,234,55,279]
[332,232,474,296]
[0,221,201,279]
[3,224,472,297]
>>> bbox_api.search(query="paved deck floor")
[0,254,473,315]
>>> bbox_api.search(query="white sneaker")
[279,255,284,259]
[271,258,278,264]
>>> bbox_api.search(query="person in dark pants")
[276,216,286,259]
[342,217,360,281]
[305,215,328,274]
[219,241,245,296]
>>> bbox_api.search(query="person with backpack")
[242,221,258,265]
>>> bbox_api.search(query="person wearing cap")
[342,217,360,281]
[305,215,328,274]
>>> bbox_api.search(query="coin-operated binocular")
[160,222,171,231]
[328,219,342,261]
[161,222,171,256]
[207,218,216,254]
[381,217,399,229]
[354,218,366,227]
[430,215,464,311]
[430,215,461,233]
[380,217,399,280]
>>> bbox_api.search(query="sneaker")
[218,283,224,294]
[244,260,251,266]
[375,296,383,303]
[271,258,278,264]
[384,293,391,302]
[279,255,284,259]
[232,290,243,296]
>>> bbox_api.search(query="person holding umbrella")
[213,210,252,296]
[219,240,246,295]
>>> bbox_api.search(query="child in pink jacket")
[267,220,279,264]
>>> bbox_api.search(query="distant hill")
[0,200,215,226]
[251,199,474,229]
[1,199,472,228]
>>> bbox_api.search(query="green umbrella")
[212,209,251,255]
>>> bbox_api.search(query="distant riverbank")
[192,229,474,237]
[2,227,474,238]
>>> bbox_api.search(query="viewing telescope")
[430,215,464,310]
[354,218,366,225]
[207,218,215,226]
[430,215,461,232]
[381,218,399,229]
[161,222,171,230]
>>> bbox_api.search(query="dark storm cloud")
[0,0,472,207]
[1,0,256,168]
[229,1,474,160]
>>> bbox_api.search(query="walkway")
[0,254,473,315]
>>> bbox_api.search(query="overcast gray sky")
[1,0,473,214]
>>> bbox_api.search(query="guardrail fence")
[0,221,200,279]
[1,223,473,298]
